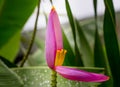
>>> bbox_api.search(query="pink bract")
[56,66,109,82]
[45,8,63,69]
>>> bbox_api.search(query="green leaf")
[65,0,83,66]
[0,0,38,61]
[65,0,76,40]
[94,30,113,87]
[0,31,20,62]
[0,60,23,87]
[0,56,17,68]
[62,31,76,66]
[103,0,120,86]
[0,0,4,11]
[93,0,105,69]
[93,0,97,18]
[12,66,104,87]
[75,20,94,67]
[93,1,113,87]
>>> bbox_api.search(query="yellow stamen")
[55,49,67,66]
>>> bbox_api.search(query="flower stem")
[20,0,41,67]
[51,70,57,87]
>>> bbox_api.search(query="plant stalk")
[51,70,57,87]
[20,0,41,67]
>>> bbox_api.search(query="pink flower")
[45,7,109,82]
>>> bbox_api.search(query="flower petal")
[52,7,63,49]
[45,8,57,69]
[55,66,109,82]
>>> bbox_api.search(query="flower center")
[55,49,67,66]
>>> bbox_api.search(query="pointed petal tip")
[52,6,55,11]
[92,75,109,82]
[55,66,109,82]
[106,76,110,81]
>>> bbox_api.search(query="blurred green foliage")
[0,0,38,61]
